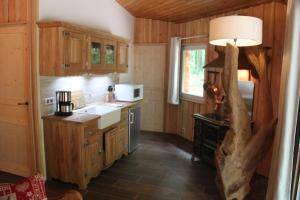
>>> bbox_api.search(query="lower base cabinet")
[104,108,129,167]
[43,107,129,189]
[43,118,103,189]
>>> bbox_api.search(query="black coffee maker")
[55,91,74,116]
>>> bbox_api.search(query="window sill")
[180,96,205,104]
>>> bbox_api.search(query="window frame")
[180,44,207,103]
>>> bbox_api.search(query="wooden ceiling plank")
[117,0,286,23]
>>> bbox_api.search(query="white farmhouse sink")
[74,105,121,129]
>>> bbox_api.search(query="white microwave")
[115,84,144,102]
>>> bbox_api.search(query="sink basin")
[74,105,121,129]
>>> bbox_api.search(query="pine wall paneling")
[0,0,29,23]
[134,2,287,176]
[0,0,40,175]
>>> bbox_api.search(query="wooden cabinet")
[38,21,129,76]
[117,108,129,157]
[117,42,129,73]
[43,106,130,188]
[43,116,103,189]
[104,127,117,167]
[192,113,229,166]
[62,30,86,73]
[104,108,129,167]
[39,26,86,76]
[85,140,103,180]
[87,35,105,73]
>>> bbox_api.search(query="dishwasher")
[128,105,141,153]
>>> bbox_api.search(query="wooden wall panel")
[0,0,39,175]
[0,0,28,23]
[134,18,171,43]
[8,0,28,22]
[0,0,9,23]
[134,2,287,176]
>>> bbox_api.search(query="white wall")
[40,75,117,116]
[39,0,135,83]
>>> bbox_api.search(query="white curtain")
[267,0,300,199]
[168,37,181,105]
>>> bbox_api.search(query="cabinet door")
[85,141,103,180]
[104,39,117,72]
[87,36,105,73]
[116,130,125,159]
[62,29,86,74]
[117,42,128,73]
[104,129,117,166]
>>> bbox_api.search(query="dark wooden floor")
[0,132,267,200]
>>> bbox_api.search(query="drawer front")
[84,122,102,146]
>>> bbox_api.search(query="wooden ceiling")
[116,0,285,23]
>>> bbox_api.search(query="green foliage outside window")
[189,49,205,80]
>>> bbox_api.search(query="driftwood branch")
[215,44,276,200]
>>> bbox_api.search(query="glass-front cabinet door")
[87,36,104,73]
[104,39,117,72]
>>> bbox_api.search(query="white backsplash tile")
[40,74,117,116]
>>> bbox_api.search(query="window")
[180,45,206,101]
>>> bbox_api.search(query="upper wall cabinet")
[38,22,129,76]
[117,42,129,73]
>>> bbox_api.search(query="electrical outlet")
[45,97,55,105]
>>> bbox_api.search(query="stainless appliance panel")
[128,106,141,153]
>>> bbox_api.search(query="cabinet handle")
[84,141,90,147]
[99,149,103,154]
[130,113,134,124]
[63,31,70,36]
[87,131,95,136]
[61,64,70,69]
[17,102,29,106]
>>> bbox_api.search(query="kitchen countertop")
[42,113,101,124]
[42,100,142,124]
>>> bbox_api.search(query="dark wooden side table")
[192,113,230,166]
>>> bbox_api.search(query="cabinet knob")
[98,149,103,154]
